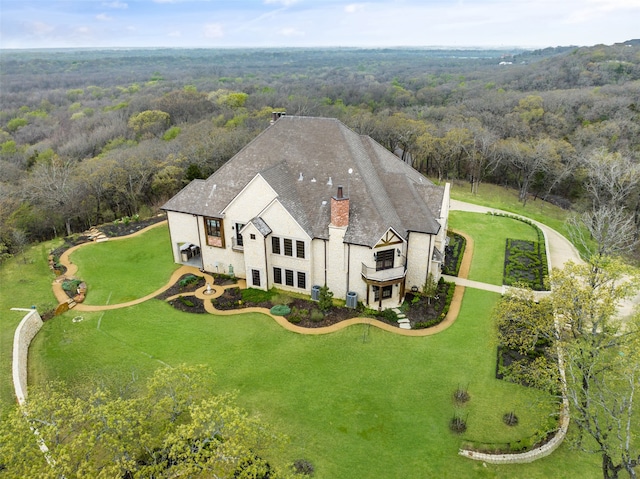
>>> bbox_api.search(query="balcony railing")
[361,263,406,283]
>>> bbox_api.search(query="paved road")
[450,199,639,319]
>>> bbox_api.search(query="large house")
[161,115,450,310]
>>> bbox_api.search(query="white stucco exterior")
[162,117,450,310]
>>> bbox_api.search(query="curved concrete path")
[52,221,472,336]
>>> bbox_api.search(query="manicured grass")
[448,211,539,286]
[68,224,178,304]
[29,291,599,478]
[0,240,61,408]
[10,201,603,477]
[449,182,570,233]
[447,181,595,259]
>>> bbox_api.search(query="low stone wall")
[458,399,569,464]
[12,308,44,405]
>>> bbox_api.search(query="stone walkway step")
[399,323,411,330]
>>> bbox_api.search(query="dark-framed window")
[235,223,245,246]
[284,238,293,256]
[297,271,306,289]
[285,269,294,286]
[250,233,256,240]
[273,267,282,284]
[252,269,261,287]
[296,240,305,259]
[375,249,394,271]
[373,285,393,301]
[272,236,281,255]
[204,217,224,248]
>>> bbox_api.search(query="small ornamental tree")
[318,285,334,314]
[423,273,438,305]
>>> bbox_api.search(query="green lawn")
[68,224,178,304]
[6,203,604,477]
[449,182,570,234]
[0,240,61,407]
[448,211,540,285]
[29,291,599,478]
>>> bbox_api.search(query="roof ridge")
[340,125,405,237]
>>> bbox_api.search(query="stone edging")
[11,308,43,406]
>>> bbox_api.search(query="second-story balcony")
[361,263,406,283]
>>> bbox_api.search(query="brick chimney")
[270,111,285,124]
[330,186,349,227]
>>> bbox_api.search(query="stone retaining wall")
[458,398,569,463]
[12,308,43,405]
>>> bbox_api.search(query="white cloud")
[344,4,365,14]
[102,1,128,9]
[204,23,224,38]
[169,30,182,37]
[96,13,112,21]
[76,26,91,34]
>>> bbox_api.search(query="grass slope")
[0,240,61,407]
[68,224,177,305]
[30,291,599,478]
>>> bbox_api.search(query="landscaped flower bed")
[157,273,205,299]
[168,294,206,314]
[212,287,362,327]
[503,238,548,290]
[402,279,454,328]
[443,232,466,276]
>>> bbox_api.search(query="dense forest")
[1,42,639,261]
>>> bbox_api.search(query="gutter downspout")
[263,234,269,290]
[323,239,327,285]
[427,233,433,284]
[346,243,351,294]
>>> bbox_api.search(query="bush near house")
[443,232,466,276]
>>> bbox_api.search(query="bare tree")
[568,205,638,258]
[27,156,82,236]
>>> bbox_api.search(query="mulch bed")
[99,214,166,238]
[403,281,452,326]
[156,274,206,300]
[212,288,361,328]
[167,295,207,314]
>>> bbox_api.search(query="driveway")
[450,199,639,319]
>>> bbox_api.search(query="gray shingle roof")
[161,116,444,247]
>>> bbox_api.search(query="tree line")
[1,43,639,262]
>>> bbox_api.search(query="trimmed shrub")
[241,288,275,303]
[177,296,194,307]
[270,304,291,316]
[293,458,315,476]
[178,274,199,287]
[449,414,467,434]
[62,279,82,292]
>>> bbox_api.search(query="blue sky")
[1,0,638,49]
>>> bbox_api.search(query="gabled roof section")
[162,116,445,247]
[247,217,271,237]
